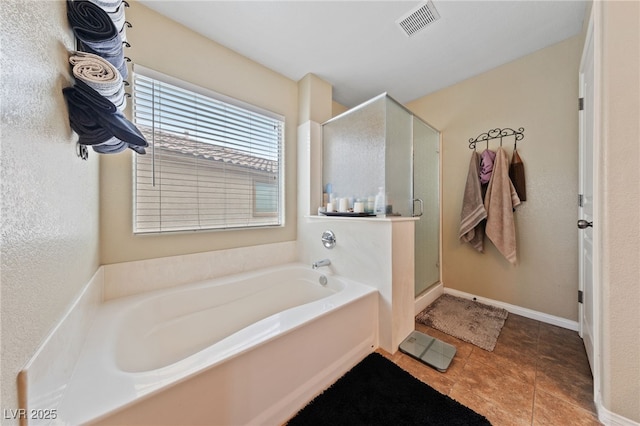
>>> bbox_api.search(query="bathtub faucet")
[312,259,331,269]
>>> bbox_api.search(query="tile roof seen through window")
[139,127,278,174]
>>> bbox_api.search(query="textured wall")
[599,1,640,421]
[0,0,100,417]
[408,36,582,321]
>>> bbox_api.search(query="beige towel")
[485,147,521,264]
[459,151,487,252]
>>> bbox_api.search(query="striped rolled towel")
[69,51,126,111]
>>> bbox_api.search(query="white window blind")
[132,66,284,233]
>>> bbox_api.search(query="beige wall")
[408,35,583,321]
[0,0,101,415]
[332,101,349,118]
[100,1,299,264]
[598,1,640,421]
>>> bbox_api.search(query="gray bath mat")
[416,294,508,351]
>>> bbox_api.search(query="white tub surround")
[299,215,416,353]
[103,241,297,300]
[18,242,299,425]
[297,117,417,354]
[55,264,377,425]
[18,269,103,426]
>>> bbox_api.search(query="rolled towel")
[66,0,127,79]
[62,80,147,153]
[88,0,123,13]
[69,51,126,111]
[63,95,114,146]
[93,140,128,154]
[88,0,127,41]
[72,79,146,147]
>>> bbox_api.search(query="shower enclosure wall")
[322,94,440,296]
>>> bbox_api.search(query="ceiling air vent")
[396,1,440,37]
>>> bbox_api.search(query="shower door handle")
[413,198,424,217]
[577,219,593,229]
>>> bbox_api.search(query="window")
[132,65,284,233]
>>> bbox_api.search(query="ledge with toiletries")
[318,184,397,218]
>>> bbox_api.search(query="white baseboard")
[597,404,640,426]
[443,288,579,331]
[415,287,639,425]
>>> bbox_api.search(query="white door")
[578,12,596,374]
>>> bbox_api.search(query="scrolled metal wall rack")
[468,127,525,150]
[69,0,134,160]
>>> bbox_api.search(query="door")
[578,12,596,374]
[413,118,440,296]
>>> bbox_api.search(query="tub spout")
[312,259,331,269]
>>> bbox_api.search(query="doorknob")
[577,219,593,229]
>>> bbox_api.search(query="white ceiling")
[138,0,587,108]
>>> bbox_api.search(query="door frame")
[578,3,601,411]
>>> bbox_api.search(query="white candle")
[338,198,348,212]
[353,201,365,213]
[326,202,334,212]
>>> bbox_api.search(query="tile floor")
[379,314,601,425]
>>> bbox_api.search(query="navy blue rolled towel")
[63,89,113,145]
[66,0,127,79]
[71,80,147,148]
[63,81,148,153]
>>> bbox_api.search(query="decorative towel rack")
[66,0,138,160]
[468,127,525,150]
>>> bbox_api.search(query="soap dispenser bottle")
[374,187,386,217]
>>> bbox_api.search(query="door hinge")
[578,290,584,304]
[579,97,584,111]
[578,194,584,207]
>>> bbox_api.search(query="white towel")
[69,51,126,111]
[459,150,487,252]
[484,147,521,264]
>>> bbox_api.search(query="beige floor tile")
[454,357,535,420]
[468,345,536,385]
[379,318,599,426]
[533,389,602,425]
[450,385,532,426]
[535,360,597,414]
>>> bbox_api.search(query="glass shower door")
[413,118,440,295]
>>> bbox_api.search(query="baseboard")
[414,282,444,315]
[443,288,579,331]
[598,404,640,426]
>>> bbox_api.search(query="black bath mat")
[287,352,491,425]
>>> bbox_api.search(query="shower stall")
[322,93,440,295]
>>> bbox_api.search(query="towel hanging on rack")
[459,150,487,252]
[509,149,527,201]
[479,149,496,185]
[484,147,521,264]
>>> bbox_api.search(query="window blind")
[132,66,284,233]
